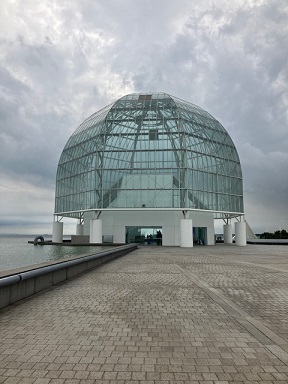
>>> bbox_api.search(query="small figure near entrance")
[156,230,162,246]
[147,234,153,245]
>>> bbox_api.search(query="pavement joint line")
[175,264,288,364]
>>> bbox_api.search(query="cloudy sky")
[0,0,287,235]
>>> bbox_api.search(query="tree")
[260,229,288,239]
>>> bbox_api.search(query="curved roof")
[55,93,243,218]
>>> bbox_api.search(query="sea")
[0,235,104,273]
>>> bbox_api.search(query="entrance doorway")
[193,227,207,245]
[126,226,162,245]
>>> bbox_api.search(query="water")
[0,235,105,272]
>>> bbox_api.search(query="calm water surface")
[0,235,105,272]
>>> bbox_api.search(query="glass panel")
[55,93,243,217]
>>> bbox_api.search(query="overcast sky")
[0,0,287,235]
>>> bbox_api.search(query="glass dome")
[55,93,243,219]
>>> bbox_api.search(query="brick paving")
[1,244,288,383]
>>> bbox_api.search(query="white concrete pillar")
[223,224,233,244]
[90,219,102,243]
[180,219,193,247]
[235,221,246,246]
[76,223,83,236]
[207,226,215,246]
[52,221,63,243]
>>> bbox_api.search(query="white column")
[90,219,102,243]
[180,219,193,247]
[52,221,63,243]
[235,221,246,246]
[76,223,83,236]
[223,224,233,244]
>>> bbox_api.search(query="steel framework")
[55,93,243,220]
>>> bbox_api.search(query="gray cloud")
[0,0,287,233]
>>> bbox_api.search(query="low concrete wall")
[71,235,90,244]
[0,244,137,309]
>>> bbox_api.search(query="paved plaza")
[1,244,288,383]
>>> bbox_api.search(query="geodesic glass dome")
[55,93,243,219]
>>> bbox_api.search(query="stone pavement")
[1,244,288,384]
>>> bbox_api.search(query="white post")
[180,219,193,247]
[52,221,63,243]
[223,224,233,244]
[90,219,102,243]
[235,221,246,246]
[76,223,83,236]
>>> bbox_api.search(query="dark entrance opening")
[193,227,207,245]
[126,226,162,245]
